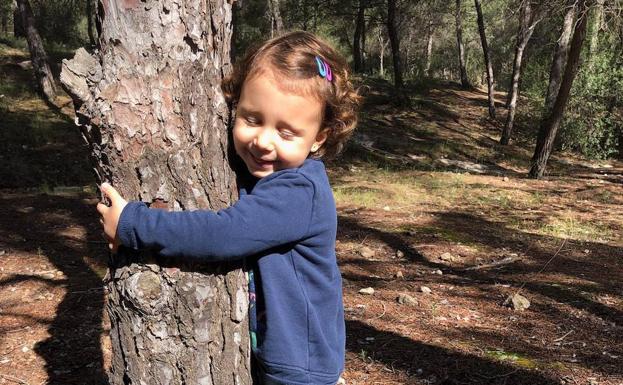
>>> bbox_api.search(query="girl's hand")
[96,183,128,252]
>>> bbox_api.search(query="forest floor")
[1,42,622,385]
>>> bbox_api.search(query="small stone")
[584,249,590,254]
[0,358,10,364]
[21,346,29,353]
[416,368,423,375]
[359,287,375,295]
[396,250,404,258]
[359,246,375,259]
[503,176,509,182]
[383,206,391,211]
[433,269,443,275]
[439,252,454,261]
[395,271,404,279]
[337,377,346,385]
[420,286,432,294]
[397,293,418,306]
[505,293,530,311]
[0,250,5,256]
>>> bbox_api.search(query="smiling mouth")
[249,153,274,168]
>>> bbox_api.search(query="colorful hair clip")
[315,56,333,82]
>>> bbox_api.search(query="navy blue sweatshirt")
[117,159,345,385]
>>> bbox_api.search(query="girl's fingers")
[101,183,123,205]
[96,202,108,214]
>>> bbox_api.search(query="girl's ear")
[311,129,329,153]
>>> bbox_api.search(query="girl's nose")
[254,128,275,152]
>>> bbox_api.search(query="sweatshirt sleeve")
[116,171,315,261]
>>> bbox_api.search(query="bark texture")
[500,0,540,145]
[529,0,589,179]
[455,0,470,88]
[474,0,496,118]
[387,0,403,88]
[16,0,57,102]
[544,2,575,112]
[60,1,251,384]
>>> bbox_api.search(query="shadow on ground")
[0,193,108,384]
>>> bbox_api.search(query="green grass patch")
[485,349,539,369]
[538,213,614,242]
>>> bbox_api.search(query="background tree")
[455,0,470,88]
[15,0,56,103]
[267,0,284,37]
[86,0,96,47]
[353,0,367,72]
[474,0,497,118]
[60,0,251,383]
[544,1,576,112]
[387,0,403,88]
[529,0,590,178]
[500,0,542,145]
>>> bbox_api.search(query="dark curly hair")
[222,31,362,159]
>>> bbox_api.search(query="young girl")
[97,31,360,385]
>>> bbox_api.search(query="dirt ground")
[1,43,622,385]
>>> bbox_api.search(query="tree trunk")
[361,8,367,71]
[378,29,388,77]
[387,0,403,88]
[544,2,575,112]
[500,0,540,145]
[529,0,589,179]
[425,19,434,77]
[86,0,96,47]
[267,0,283,38]
[1,10,8,35]
[16,0,57,103]
[474,0,496,119]
[13,6,23,37]
[587,0,604,69]
[353,0,365,72]
[455,0,470,88]
[60,1,252,384]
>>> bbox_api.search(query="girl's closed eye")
[244,115,261,126]
[278,129,296,140]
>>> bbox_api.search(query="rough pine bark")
[544,2,575,112]
[500,0,540,145]
[387,0,403,88]
[16,0,57,103]
[474,0,496,119]
[529,0,589,179]
[60,0,251,384]
[455,0,470,88]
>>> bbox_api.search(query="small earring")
[311,145,318,152]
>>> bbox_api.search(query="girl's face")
[233,72,327,178]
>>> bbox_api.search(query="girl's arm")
[101,172,315,261]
